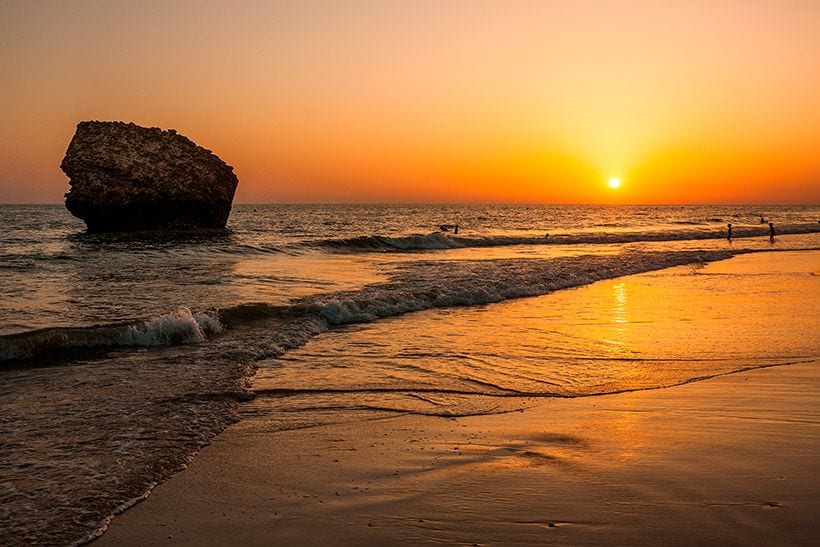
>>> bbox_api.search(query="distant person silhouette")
[454,224,459,234]
[759,215,766,224]
[769,222,775,242]
[727,223,733,241]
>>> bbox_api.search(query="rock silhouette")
[62,121,238,231]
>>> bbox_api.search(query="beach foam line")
[303,223,820,253]
[0,307,221,364]
[297,250,735,325]
[1,249,738,366]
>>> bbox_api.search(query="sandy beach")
[97,361,820,546]
[96,251,820,546]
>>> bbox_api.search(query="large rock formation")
[61,121,238,231]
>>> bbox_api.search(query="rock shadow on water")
[66,226,236,249]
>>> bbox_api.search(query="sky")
[1,0,819,204]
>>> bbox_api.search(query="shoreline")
[95,250,820,546]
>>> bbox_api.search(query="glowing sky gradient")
[1,0,819,204]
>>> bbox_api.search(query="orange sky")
[1,0,819,204]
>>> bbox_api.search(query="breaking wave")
[306,223,820,253]
[1,249,734,366]
[0,308,222,363]
[310,233,465,251]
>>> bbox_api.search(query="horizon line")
[1,202,818,208]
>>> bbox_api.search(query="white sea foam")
[309,223,820,253]
[0,249,754,365]
[0,308,223,363]
[120,308,222,346]
[301,250,734,326]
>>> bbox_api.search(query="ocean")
[1,203,819,545]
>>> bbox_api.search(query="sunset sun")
[608,178,621,189]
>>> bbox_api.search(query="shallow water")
[245,252,820,429]
[1,204,819,545]
[1,204,818,335]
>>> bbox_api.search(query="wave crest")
[312,233,466,252]
[307,223,820,253]
[0,308,221,363]
[122,308,222,346]
[0,249,761,366]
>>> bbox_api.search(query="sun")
[608,178,621,189]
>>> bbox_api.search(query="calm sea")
[1,203,819,545]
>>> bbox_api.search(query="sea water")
[1,204,819,545]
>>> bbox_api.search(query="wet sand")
[97,361,820,546]
[97,252,820,546]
